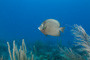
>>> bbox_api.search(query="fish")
[38,19,65,36]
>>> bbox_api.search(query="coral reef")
[0,56,4,60]
[33,40,62,60]
[1,24,90,60]
[0,40,8,60]
[6,39,62,60]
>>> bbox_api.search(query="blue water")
[0,0,90,46]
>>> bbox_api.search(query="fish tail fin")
[59,27,65,32]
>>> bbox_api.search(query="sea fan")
[71,24,90,59]
[59,24,90,60]
[59,47,85,60]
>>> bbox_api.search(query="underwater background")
[0,0,90,60]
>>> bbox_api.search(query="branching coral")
[7,39,35,60]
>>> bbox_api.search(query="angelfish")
[38,19,65,36]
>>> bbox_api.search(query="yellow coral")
[7,39,35,60]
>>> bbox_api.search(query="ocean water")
[0,0,90,60]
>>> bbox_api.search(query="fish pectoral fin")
[59,27,65,32]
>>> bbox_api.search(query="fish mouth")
[38,27,40,30]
